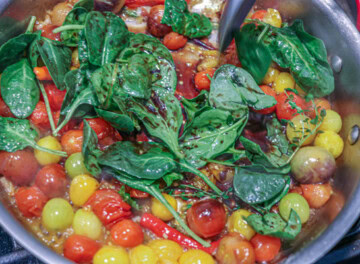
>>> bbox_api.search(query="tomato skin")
[79,118,114,140]
[29,101,50,130]
[53,111,75,136]
[194,69,216,91]
[43,83,66,111]
[15,186,48,218]
[125,0,165,8]
[111,219,144,248]
[276,92,307,120]
[254,85,277,114]
[0,96,14,117]
[163,32,188,50]
[0,150,39,186]
[186,199,226,238]
[41,25,61,41]
[250,234,281,262]
[251,10,267,20]
[130,188,150,198]
[85,189,132,229]
[63,234,101,263]
[61,130,84,155]
[35,164,67,198]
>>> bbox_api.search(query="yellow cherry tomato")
[93,246,130,264]
[287,115,316,146]
[274,72,295,93]
[42,198,74,231]
[34,136,62,165]
[73,209,102,240]
[319,110,342,133]
[263,8,282,27]
[151,194,177,221]
[179,250,215,264]
[70,175,99,206]
[314,131,344,158]
[148,239,183,263]
[263,67,280,85]
[129,245,159,264]
[228,209,256,240]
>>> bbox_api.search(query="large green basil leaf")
[162,0,212,39]
[235,23,272,84]
[239,136,291,174]
[0,59,39,118]
[209,65,276,119]
[129,87,183,158]
[82,120,103,177]
[98,141,178,180]
[265,20,334,98]
[245,209,301,240]
[85,11,130,66]
[233,165,287,204]
[119,33,177,93]
[266,118,293,156]
[181,109,247,168]
[0,117,67,156]
[61,7,88,47]
[0,33,39,72]
[95,108,135,133]
[36,38,72,90]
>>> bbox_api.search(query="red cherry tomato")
[79,118,114,140]
[125,0,165,8]
[61,130,83,155]
[63,234,101,263]
[163,32,188,50]
[42,83,66,111]
[186,199,226,238]
[85,189,132,229]
[15,186,48,218]
[29,101,50,130]
[0,150,39,186]
[254,85,277,114]
[41,25,61,41]
[194,68,216,91]
[276,91,307,120]
[110,219,144,247]
[250,234,281,262]
[0,96,14,117]
[130,188,150,198]
[34,164,67,198]
[251,10,267,20]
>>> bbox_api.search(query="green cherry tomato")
[279,193,310,224]
[42,198,74,231]
[65,152,90,179]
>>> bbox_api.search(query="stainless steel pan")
[1,0,360,263]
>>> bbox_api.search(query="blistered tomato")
[35,164,67,198]
[79,118,114,140]
[276,92,307,120]
[111,219,144,248]
[43,83,66,111]
[64,234,101,263]
[15,186,48,218]
[61,130,83,155]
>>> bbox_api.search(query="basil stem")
[53,25,85,34]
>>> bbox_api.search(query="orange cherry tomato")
[307,98,331,119]
[43,83,66,111]
[35,164,67,199]
[111,219,144,248]
[61,130,83,155]
[194,68,216,91]
[301,183,332,208]
[63,234,101,263]
[163,32,188,50]
[251,10,267,20]
[254,85,277,114]
[15,186,48,218]
[0,150,39,186]
[250,234,281,262]
[29,101,50,130]
[41,25,61,41]
[276,91,307,120]
[79,118,114,140]
[85,189,132,229]
[33,66,52,81]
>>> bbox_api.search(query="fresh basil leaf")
[28,31,42,68]
[61,7,88,47]
[119,186,141,210]
[129,87,183,159]
[36,38,72,90]
[235,23,272,84]
[0,32,39,73]
[233,165,287,204]
[95,108,135,133]
[266,118,293,156]
[181,109,247,168]
[163,172,184,187]
[73,0,94,10]
[162,0,212,39]
[181,90,209,132]
[78,29,89,64]
[209,65,276,119]
[98,141,178,180]
[85,11,130,66]
[0,59,39,118]
[119,33,177,93]
[0,117,67,157]
[245,209,301,240]
[82,120,103,177]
